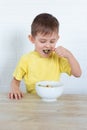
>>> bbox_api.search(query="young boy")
[9,13,81,99]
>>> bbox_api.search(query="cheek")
[35,44,43,49]
[38,44,44,48]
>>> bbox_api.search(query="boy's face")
[29,32,59,58]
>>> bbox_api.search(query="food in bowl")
[35,81,63,102]
[38,84,53,88]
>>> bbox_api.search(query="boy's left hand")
[54,46,70,58]
[54,46,82,77]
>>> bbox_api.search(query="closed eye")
[40,40,46,43]
[50,40,56,44]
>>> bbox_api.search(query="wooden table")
[0,93,87,130]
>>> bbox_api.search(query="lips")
[43,49,51,54]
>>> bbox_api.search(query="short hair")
[31,13,59,37]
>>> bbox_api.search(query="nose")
[45,42,50,48]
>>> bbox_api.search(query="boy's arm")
[65,51,82,77]
[55,46,82,77]
[9,77,23,99]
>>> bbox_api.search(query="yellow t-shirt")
[13,51,71,93]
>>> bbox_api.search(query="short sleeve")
[13,55,28,80]
[59,57,71,75]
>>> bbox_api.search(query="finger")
[17,93,23,99]
[21,92,24,98]
[55,50,64,57]
[14,93,19,100]
[17,92,24,99]
[9,93,14,99]
[8,93,11,99]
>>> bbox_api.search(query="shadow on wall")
[0,27,31,92]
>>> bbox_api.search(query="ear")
[28,35,35,44]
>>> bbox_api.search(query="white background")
[0,0,87,93]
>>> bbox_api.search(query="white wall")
[0,0,87,93]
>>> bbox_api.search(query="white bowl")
[35,81,63,102]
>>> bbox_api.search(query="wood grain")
[0,93,87,130]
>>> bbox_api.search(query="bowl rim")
[36,81,63,88]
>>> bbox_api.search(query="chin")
[41,53,49,58]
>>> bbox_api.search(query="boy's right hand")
[9,78,23,100]
[9,88,23,100]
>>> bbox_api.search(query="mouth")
[43,49,51,54]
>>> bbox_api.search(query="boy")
[9,13,81,99]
